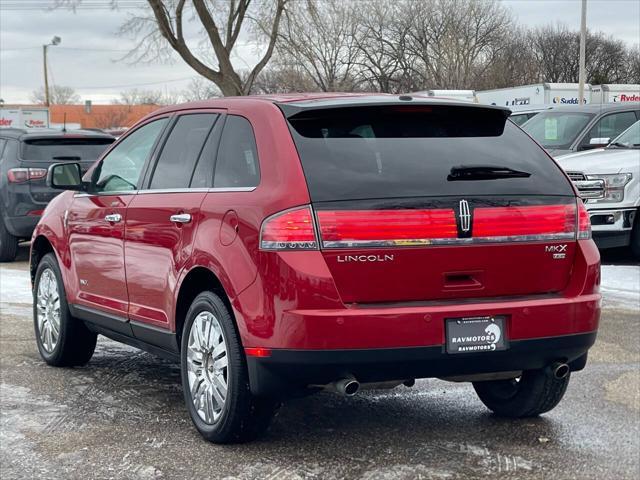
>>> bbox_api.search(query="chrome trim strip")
[321,232,576,249]
[74,186,256,197]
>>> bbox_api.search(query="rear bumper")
[247,331,597,397]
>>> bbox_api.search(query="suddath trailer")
[476,83,591,107]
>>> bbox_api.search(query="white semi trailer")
[0,107,50,129]
[591,84,640,103]
[476,83,591,107]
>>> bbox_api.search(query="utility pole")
[42,36,61,107]
[578,0,587,105]
[43,44,50,107]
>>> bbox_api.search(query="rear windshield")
[21,138,114,162]
[287,105,573,202]
[522,112,594,149]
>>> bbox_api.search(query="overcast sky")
[1,0,639,104]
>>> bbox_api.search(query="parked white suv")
[556,121,640,258]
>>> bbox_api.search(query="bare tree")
[275,0,361,92]
[351,0,414,93]
[31,85,80,105]
[113,88,164,105]
[627,46,640,84]
[403,0,513,89]
[119,0,288,96]
[181,77,220,101]
[252,66,317,94]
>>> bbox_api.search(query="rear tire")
[630,210,640,261]
[0,218,18,262]
[180,291,278,443]
[473,368,570,418]
[33,253,97,366]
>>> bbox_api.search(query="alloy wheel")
[186,311,229,424]
[36,268,61,353]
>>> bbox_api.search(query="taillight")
[259,206,318,250]
[317,209,457,247]
[7,168,48,183]
[577,200,592,240]
[473,205,576,238]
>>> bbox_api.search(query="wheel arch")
[174,266,236,348]
[30,234,55,286]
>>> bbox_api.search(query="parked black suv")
[0,128,114,261]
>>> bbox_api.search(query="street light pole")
[578,0,587,105]
[42,36,61,107]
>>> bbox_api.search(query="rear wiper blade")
[52,156,82,161]
[448,165,531,181]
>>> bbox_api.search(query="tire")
[0,218,18,262]
[180,291,278,444]
[33,253,97,367]
[473,368,570,418]
[630,210,640,261]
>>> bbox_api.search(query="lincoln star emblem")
[458,199,471,232]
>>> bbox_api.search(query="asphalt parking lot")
[1,245,639,480]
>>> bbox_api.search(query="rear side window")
[287,105,574,202]
[21,137,114,162]
[214,116,260,188]
[149,113,218,189]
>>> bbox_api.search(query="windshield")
[522,112,594,150]
[609,120,640,148]
[21,137,114,162]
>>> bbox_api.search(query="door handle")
[104,213,122,223]
[170,213,191,224]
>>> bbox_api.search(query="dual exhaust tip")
[330,363,569,397]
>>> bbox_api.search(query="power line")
[68,76,195,90]
[0,1,148,10]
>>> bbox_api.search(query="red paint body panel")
[125,192,207,328]
[67,194,132,316]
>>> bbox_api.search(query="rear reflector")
[317,209,457,247]
[259,206,318,250]
[577,201,592,240]
[244,347,272,358]
[27,210,44,216]
[473,204,576,239]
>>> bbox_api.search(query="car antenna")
[62,113,67,133]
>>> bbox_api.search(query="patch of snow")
[0,265,33,305]
[600,265,640,308]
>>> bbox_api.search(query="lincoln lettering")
[337,254,395,263]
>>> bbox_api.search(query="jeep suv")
[30,95,601,443]
[0,128,114,261]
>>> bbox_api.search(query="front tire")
[473,368,570,418]
[33,253,97,366]
[0,218,18,262]
[180,291,278,443]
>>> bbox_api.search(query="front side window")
[93,118,168,193]
[580,111,638,147]
[214,116,260,188]
[149,113,218,190]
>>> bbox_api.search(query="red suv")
[31,94,601,443]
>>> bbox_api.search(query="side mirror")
[47,163,86,191]
[579,137,610,151]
